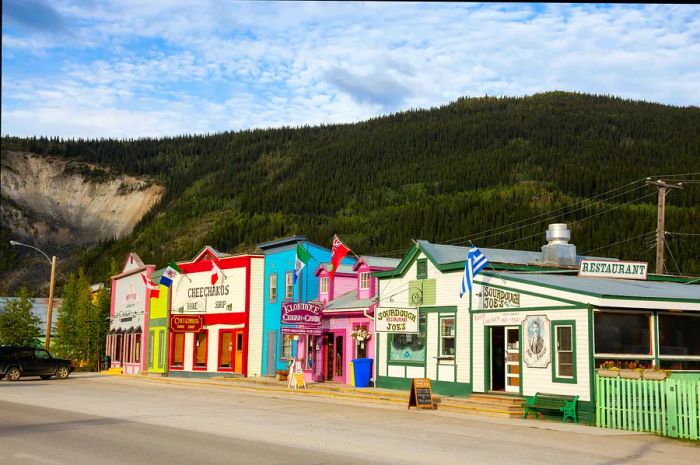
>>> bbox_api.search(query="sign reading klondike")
[579,259,648,280]
[375,307,418,333]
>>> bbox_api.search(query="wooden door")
[233,331,244,374]
[505,326,520,393]
[324,333,334,381]
[219,331,233,370]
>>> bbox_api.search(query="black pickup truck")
[0,346,74,381]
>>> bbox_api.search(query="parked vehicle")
[0,346,74,381]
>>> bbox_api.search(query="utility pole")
[646,179,683,274]
[46,255,57,351]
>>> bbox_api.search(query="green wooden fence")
[596,375,700,440]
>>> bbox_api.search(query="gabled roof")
[113,252,154,279]
[188,245,230,263]
[314,263,356,276]
[354,256,401,271]
[489,272,700,303]
[256,236,307,250]
[325,290,375,310]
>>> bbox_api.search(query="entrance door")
[233,330,244,374]
[266,331,277,376]
[324,333,334,381]
[219,331,233,370]
[505,326,520,393]
[490,327,505,391]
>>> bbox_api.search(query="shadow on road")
[0,416,129,437]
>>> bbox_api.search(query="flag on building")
[460,245,489,297]
[141,273,160,299]
[160,260,182,288]
[330,235,350,278]
[294,243,314,286]
[211,260,223,285]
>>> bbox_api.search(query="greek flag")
[460,245,489,297]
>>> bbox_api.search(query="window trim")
[280,334,294,361]
[388,314,427,365]
[192,330,208,371]
[359,272,370,290]
[416,258,428,280]
[284,271,294,300]
[269,273,278,302]
[551,320,577,384]
[438,315,456,359]
[593,310,653,357]
[320,277,329,294]
[657,311,700,359]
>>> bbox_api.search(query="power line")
[665,241,682,275]
[581,231,656,255]
[441,178,649,245]
[666,232,700,237]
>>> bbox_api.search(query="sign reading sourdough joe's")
[579,259,648,280]
[482,286,521,309]
[171,315,203,332]
[375,307,418,333]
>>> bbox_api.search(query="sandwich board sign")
[408,378,434,410]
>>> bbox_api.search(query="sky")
[2,1,699,139]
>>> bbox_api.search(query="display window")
[389,315,426,363]
[439,317,455,357]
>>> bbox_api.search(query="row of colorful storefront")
[106,226,700,424]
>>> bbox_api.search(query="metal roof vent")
[541,223,577,267]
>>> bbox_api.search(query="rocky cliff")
[1,151,163,292]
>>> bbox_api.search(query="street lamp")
[9,240,57,351]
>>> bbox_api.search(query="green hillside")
[3,92,699,281]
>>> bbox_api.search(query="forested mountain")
[2,92,699,286]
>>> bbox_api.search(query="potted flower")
[642,368,670,381]
[619,361,643,379]
[597,361,620,378]
[351,328,371,342]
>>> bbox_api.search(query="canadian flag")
[211,260,223,285]
[141,273,160,299]
[330,235,350,278]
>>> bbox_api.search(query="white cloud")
[2,2,699,138]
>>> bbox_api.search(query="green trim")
[420,305,458,314]
[376,376,472,397]
[149,317,168,327]
[472,279,585,307]
[587,305,595,409]
[653,312,660,368]
[518,326,523,396]
[480,271,700,304]
[472,306,584,314]
[416,258,428,279]
[551,320,577,384]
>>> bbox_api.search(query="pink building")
[308,256,400,384]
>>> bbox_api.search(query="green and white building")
[373,224,700,424]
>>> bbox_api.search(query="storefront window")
[194,332,207,368]
[134,336,141,364]
[354,324,368,359]
[285,272,294,299]
[360,272,370,290]
[594,311,651,355]
[658,313,700,356]
[269,274,277,302]
[172,333,185,368]
[281,334,294,360]
[390,315,426,363]
[440,317,455,357]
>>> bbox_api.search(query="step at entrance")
[437,393,525,418]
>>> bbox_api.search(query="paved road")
[1,375,697,465]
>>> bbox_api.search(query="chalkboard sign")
[408,378,434,410]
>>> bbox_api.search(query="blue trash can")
[352,358,373,388]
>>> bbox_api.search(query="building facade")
[257,236,354,376]
[167,246,264,377]
[106,252,154,374]
[374,227,700,424]
[146,267,169,375]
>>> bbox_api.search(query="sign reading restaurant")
[578,259,648,280]
[375,307,419,333]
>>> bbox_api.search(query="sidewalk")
[98,372,648,437]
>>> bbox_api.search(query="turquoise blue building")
[257,236,355,376]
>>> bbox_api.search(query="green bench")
[522,393,579,423]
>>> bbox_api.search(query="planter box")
[597,369,619,378]
[619,369,642,379]
[642,370,668,381]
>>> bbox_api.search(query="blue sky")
[2,1,699,138]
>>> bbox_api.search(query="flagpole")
[336,234,361,261]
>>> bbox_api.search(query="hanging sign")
[375,307,419,333]
[281,302,322,326]
[523,315,551,368]
[280,326,322,336]
[170,315,204,332]
[408,378,434,410]
[578,259,647,280]
[482,286,521,309]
